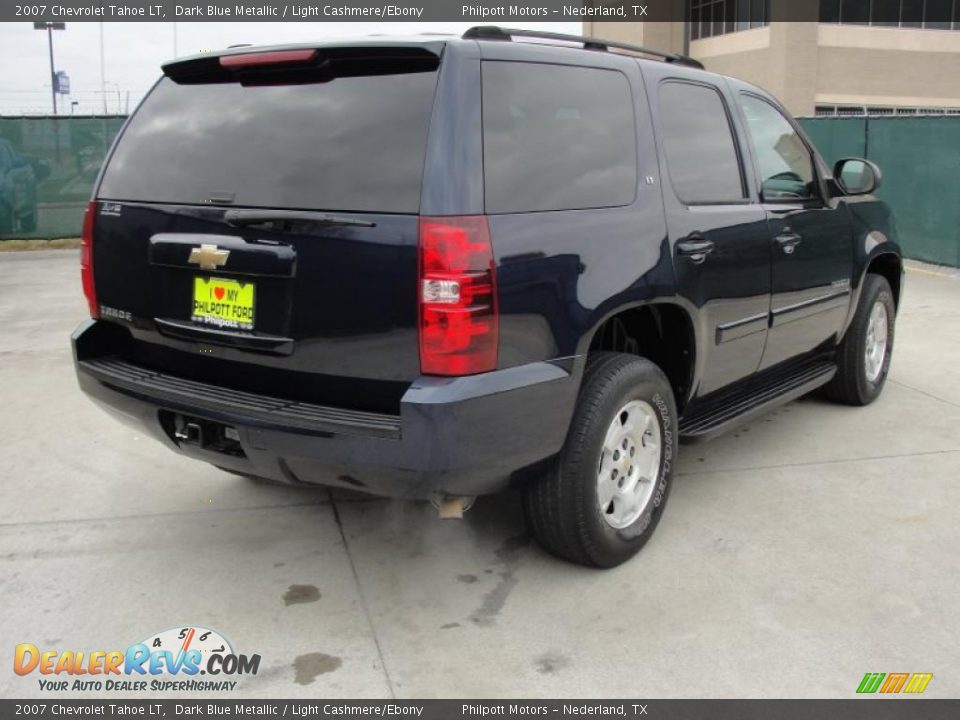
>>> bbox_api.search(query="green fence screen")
[800,116,960,267]
[0,116,125,240]
[2,115,959,266]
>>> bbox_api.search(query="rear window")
[482,62,637,214]
[99,58,439,214]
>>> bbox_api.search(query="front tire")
[523,353,677,568]
[825,274,896,406]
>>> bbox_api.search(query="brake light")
[418,216,498,376]
[80,201,99,319]
[219,49,317,68]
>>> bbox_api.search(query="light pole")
[33,22,66,115]
[99,23,107,115]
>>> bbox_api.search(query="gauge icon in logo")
[140,626,233,664]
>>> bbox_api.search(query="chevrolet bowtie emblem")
[188,244,230,270]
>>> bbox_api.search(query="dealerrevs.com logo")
[14,626,261,692]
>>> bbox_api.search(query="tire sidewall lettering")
[651,392,673,509]
[862,288,895,396]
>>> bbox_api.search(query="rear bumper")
[72,319,578,499]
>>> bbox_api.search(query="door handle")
[775,231,802,255]
[676,238,715,264]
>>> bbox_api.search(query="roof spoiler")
[162,45,440,84]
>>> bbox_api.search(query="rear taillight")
[81,201,99,319]
[418,216,498,376]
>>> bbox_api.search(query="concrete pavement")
[1,250,958,698]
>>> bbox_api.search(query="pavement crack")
[676,448,960,477]
[889,379,960,409]
[329,489,397,699]
[0,499,331,530]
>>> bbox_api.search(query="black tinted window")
[99,67,439,213]
[739,94,816,200]
[482,62,637,214]
[658,82,744,204]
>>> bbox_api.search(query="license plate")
[192,276,255,331]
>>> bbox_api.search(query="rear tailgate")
[89,44,442,414]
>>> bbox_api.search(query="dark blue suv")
[73,28,902,567]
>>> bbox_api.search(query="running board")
[679,361,836,443]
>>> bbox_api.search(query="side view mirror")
[834,157,882,195]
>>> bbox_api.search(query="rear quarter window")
[482,62,638,214]
[98,62,439,214]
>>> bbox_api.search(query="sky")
[0,21,581,115]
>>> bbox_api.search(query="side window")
[658,82,745,205]
[739,94,816,201]
[482,62,637,214]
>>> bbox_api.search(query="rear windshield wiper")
[223,209,376,228]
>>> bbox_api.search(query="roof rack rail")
[462,26,704,70]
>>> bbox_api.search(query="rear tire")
[825,274,895,406]
[523,352,677,568]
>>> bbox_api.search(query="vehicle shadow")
[245,389,848,577]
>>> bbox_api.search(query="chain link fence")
[0,115,125,240]
[800,115,960,267]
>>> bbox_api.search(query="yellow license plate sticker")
[192,276,255,331]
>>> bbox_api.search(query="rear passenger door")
[735,92,853,369]
[649,74,771,396]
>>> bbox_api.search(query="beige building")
[584,0,960,117]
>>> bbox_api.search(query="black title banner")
[5,0,865,24]
[3,700,960,719]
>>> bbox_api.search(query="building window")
[819,0,960,29]
[689,0,769,41]
[815,104,960,115]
